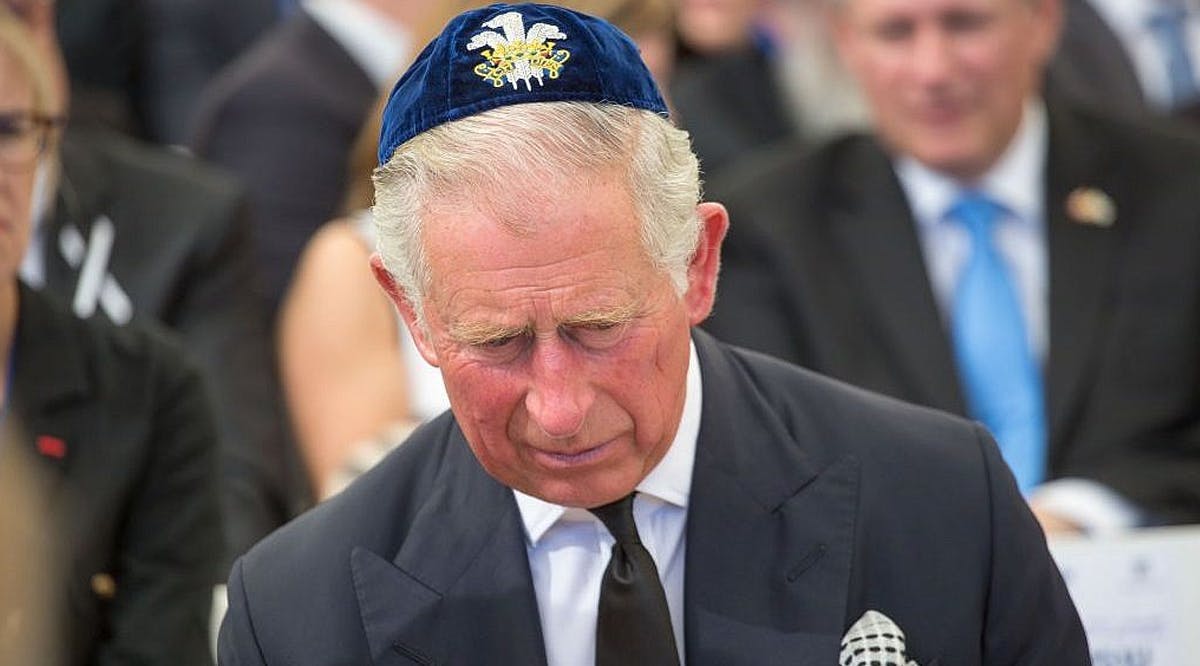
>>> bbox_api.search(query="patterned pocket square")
[839,610,918,666]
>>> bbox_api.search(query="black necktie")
[588,493,680,666]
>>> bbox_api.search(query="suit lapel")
[816,118,1124,459]
[823,141,965,413]
[298,14,377,126]
[11,285,93,486]
[1042,102,1122,457]
[42,132,114,296]
[685,332,861,665]
[351,427,547,666]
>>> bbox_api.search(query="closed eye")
[564,320,629,349]
[461,330,531,363]
[479,334,517,348]
[872,17,914,42]
[475,331,527,350]
[942,9,993,34]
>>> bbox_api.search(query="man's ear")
[827,2,861,80]
[1029,0,1064,67]
[370,253,440,366]
[683,202,730,326]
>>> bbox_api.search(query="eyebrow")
[559,301,641,328]
[446,320,531,346]
[446,301,642,346]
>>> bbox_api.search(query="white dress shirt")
[303,0,411,87]
[514,342,701,666]
[894,99,1141,531]
[1089,0,1200,109]
[896,98,1049,360]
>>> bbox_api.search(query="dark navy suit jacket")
[219,330,1086,665]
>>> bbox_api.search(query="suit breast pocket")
[391,641,437,666]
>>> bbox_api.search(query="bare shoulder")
[284,219,381,310]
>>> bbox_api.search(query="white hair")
[372,102,702,325]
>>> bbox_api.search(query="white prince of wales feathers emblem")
[467,11,570,90]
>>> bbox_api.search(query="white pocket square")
[839,610,918,666]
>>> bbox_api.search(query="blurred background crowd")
[2,0,1200,663]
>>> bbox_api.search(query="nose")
[911,26,954,86]
[524,336,593,440]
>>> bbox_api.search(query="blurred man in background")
[706,0,1200,531]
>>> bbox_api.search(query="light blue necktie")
[1147,2,1200,108]
[948,192,1046,494]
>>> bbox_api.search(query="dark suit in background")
[56,0,277,143]
[34,128,307,559]
[219,330,1086,665]
[13,284,220,666]
[141,0,279,143]
[190,11,377,311]
[669,46,799,179]
[704,99,1200,524]
[1048,0,1200,123]
[1047,0,1146,118]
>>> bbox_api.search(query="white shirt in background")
[303,0,411,87]
[1088,0,1200,109]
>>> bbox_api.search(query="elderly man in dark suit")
[219,5,1087,665]
[704,0,1200,532]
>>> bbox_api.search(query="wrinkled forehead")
[422,162,634,235]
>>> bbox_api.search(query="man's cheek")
[453,379,520,427]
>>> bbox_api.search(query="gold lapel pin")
[90,573,117,600]
[1066,187,1116,228]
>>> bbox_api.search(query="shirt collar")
[513,340,701,546]
[303,0,411,87]
[1089,0,1195,38]
[1088,0,1147,35]
[896,97,1047,229]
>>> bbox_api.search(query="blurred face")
[0,48,38,279]
[378,168,726,508]
[833,0,1060,179]
[676,0,763,53]
[632,28,676,91]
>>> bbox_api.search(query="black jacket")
[13,284,221,666]
[37,128,306,559]
[705,99,1200,523]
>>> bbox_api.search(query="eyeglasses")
[0,111,64,172]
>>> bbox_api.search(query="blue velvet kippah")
[377,2,670,164]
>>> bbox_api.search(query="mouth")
[915,103,965,126]
[531,438,615,469]
[912,94,971,125]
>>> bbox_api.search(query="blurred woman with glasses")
[0,3,61,286]
[0,6,223,664]
[0,110,61,169]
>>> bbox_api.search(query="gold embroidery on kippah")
[468,12,571,90]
